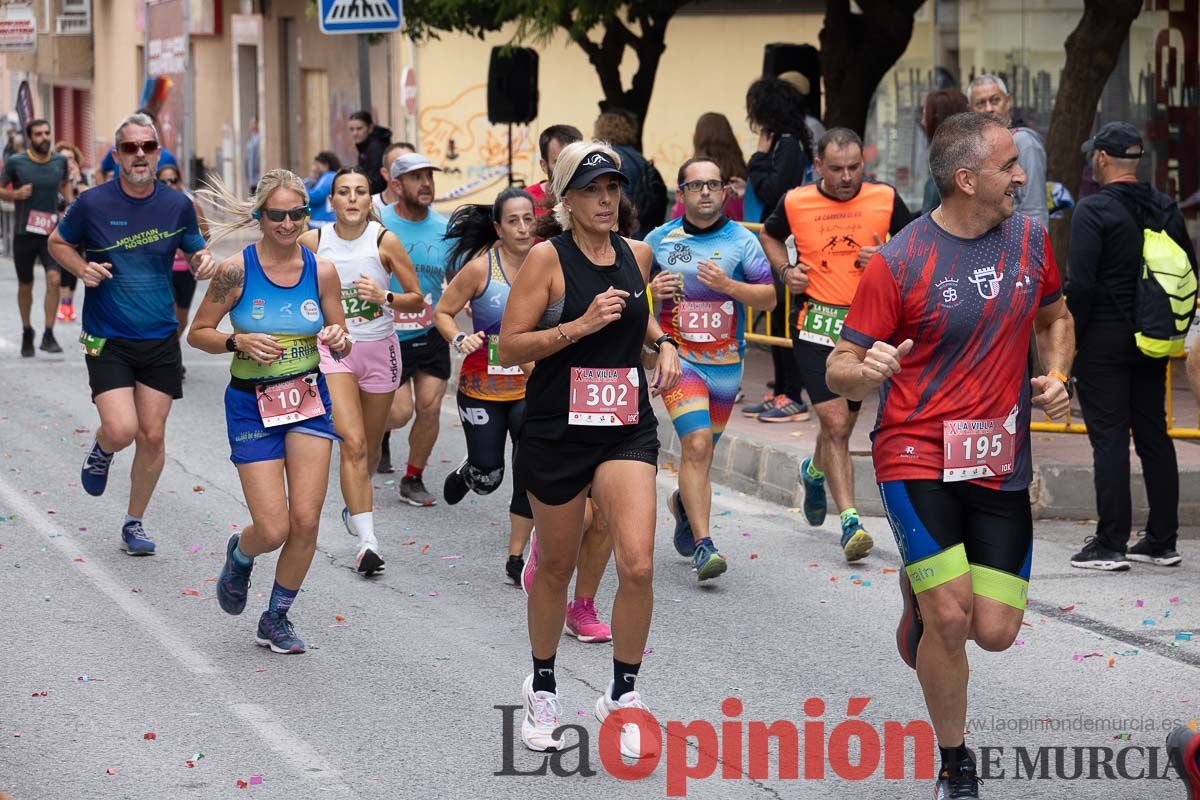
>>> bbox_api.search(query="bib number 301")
[569,367,639,426]
[256,374,326,428]
[942,406,1018,482]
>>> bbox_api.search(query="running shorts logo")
[301,299,321,321]
[459,406,490,426]
[251,298,266,320]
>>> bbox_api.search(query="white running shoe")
[521,673,563,752]
[595,680,659,759]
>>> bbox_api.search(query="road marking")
[0,473,364,797]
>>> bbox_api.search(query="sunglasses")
[160,176,180,186]
[261,206,309,223]
[117,140,160,155]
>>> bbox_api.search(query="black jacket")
[356,125,393,194]
[1066,181,1197,338]
[747,133,808,224]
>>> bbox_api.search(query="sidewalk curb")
[656,411,1200,522]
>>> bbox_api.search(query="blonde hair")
[549,140,622,232]
[197,168,309,245]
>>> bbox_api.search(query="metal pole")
[358,34,371,111]
[507,123,513,187]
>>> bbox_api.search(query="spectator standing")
[777,71,826,148]
[1067,122,1197,571]
[919,89,970,214]
[348,111,392,195]
[743,76,815,423]
[968,75,1047,229]
[306,151,340,227]
[244,116,261,192]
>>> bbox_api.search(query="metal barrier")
[734,220,1200,439]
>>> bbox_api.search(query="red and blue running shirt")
[840,214,1062,490]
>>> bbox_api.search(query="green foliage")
[401,0,665,44]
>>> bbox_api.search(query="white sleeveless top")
[316,220,394,341]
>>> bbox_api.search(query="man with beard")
[48,113,216,555]
[1,119,74,356]
[380,153,451,506]
[760,127,913,563]
[526,124,583,216]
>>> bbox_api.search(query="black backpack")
[630,153,668,234]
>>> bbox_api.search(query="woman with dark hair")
[297,166,423,577]
[920,88,970,213]
[306,151,341,227]
[157,163,210,344]
[671,112,748,221]
[743,76,814,424]
[434,188,537,583]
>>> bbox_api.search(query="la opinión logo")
[495,696,937,796]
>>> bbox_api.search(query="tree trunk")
[819,0,926,135]
[563,6,681,150]
[1043,0,1141,270]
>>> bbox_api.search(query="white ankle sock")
[350,512,377,550]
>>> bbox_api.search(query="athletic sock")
[123,514,141,528]
[231,542,253,569]
[806,459,825,481]
[268,581,299,615]
[939,743,971,771]
[839,507,860,526]
[532,653,556,694]
[405,463,423,479]
[612,658,641,699]
[350,511,378,550]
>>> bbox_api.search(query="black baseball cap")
[566,151,628,190]
[1080,121,1144,158]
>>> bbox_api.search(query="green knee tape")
[906,543,970,594]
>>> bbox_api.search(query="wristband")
[1047,369,1069,385]
[557,324,577,345]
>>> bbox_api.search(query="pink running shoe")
[565,598,612,643]
[521,529,538,597]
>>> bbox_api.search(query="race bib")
[394,294,434,331]
[677,300,734,343]
[487,334,521,375]
[341,287,383,323]
[25,210,57,236]
[942,406,1018,482]
[255,374,326,428]
[796,301,849,346]
[568,367,639,426]
[79,331,106,357]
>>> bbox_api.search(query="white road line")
[0,473,364,798]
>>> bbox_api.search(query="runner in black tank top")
[498,141,681,759]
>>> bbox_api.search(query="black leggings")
[456,391,532,519]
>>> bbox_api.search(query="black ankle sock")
[532,653,556,694]
[612,658,640,699]
[381,431,391,451]
[939,744,971,770]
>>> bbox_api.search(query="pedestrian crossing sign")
[319,0,401,34]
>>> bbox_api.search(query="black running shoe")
[39,329,62,353]
[443,457,470,505]
[1127,532,1183,567]
[505,554,525,585]
[934,756,980,799]
[1069,537,1130,571]
[356,547,385,577]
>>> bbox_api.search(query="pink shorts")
[318,336,402,394]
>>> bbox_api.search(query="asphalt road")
[0,265,1197,800]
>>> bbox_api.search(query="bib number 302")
[568,367,639,426]
[942,406,1018,482]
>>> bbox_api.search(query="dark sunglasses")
[261,206,310,223]
[117,140,160,155]
[160,176,180,186]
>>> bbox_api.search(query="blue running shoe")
[840,516,874,562]
[121,520,156,556]
[800,457,827,527]
[255,610,306,654]
[692,537,727,582]
[217,533,253,615]
[669,490,695,557]
[81,438,114,497]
